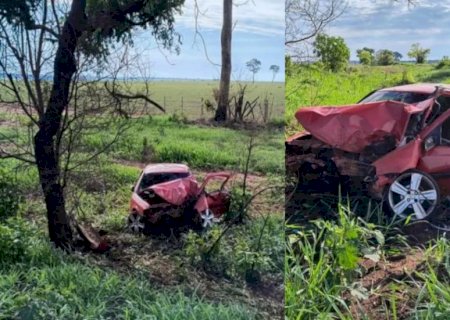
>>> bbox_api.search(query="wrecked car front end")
[286,96,437,198]
[128,167,233,232]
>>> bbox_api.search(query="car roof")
[143,163,190,174]
[380,83,450,94]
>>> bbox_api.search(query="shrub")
[436,56,450,69]
[0,167,23,221]
[0,218,33,266]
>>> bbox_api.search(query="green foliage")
[357,50,373,65]
[81,117,283,174]
[226,187,253,222]
[183,215,283,281]
[437,56,450,70]
[356,47,375,65]
[246,58,262,81]
[0,218,31,266]
[285,203,386,319]
[408,43,431,64]
[313,34,350,72]
[0,0,39,27]
[0,217,257,319]
[376,49,396,66]
[0,167,22,221]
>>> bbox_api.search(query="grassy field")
[285,62,450,319]
[138,80,284,121]
[0,80,284,319]
[286,63,450,134]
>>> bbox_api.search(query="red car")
[128,163,232,233]
[287,83,450,221]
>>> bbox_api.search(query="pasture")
[0,80,284,319]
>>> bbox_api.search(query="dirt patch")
[345,250,426,320]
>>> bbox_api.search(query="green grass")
[286,63,450,134]
[0,220,257,320]
[78,116,284,174]
[129,80,284,121]
[285,199,450,319]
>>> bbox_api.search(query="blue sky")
[134,0,285,82]
[326,0,450,61]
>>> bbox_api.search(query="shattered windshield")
[139,172,190,190]
[359,90,431,104]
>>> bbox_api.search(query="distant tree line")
[356,43,434,66]
[311,34,437,72]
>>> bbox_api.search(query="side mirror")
[130,185,135,192]
[424,136,436,151]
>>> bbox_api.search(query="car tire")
[199,208,220,229]
[385,170,441,221]
[127,212,147,234]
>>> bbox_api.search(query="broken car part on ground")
[286,83,450,221]
[128,163,233,233]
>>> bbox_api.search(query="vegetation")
[286,56,450,319]
[356,48,374,66]
[375,49,396,66]
[313,34,350,72]
[408,43,431,64]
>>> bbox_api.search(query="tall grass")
[0,218,260,320]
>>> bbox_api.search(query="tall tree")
[1,0,184,249]
[214,0,232,122]
[313,34,349,72]
[408,43,431,64]
[376,49,396,65]
[356,49,374,65]
[246,58,261,83]
[269,65,280,82]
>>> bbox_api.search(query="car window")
[359,90,431,104]
[139,172,190,190]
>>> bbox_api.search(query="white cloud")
[176,0,285,36]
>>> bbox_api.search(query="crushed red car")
[287,83,450,221]
[127,163,232,233]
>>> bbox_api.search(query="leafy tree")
[313,34,350,72]
[356,49,373,65]
[375,49,396,66]
[408,43,431,64]
[0,0,184,249]
[269,65,280,82]
[246,58,262,83]
[393,51,403,62]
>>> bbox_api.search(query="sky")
[135,0,285,82]
[326,0,450,61]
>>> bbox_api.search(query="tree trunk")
[214,0,232,122]
[33,0,86,249]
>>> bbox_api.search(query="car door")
[418,100,450,195]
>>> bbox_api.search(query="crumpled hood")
[146,177,199,205]
[295,98,435,153]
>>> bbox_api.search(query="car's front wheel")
[127,212,146,234]
[199,208,221,229]
[387,170,440,221]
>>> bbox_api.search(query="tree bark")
[33,0,86,249]
[214,0,232,122]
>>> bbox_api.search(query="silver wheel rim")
[200,209,220,228]
[388,172,438,220]
[127,213,145,233]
